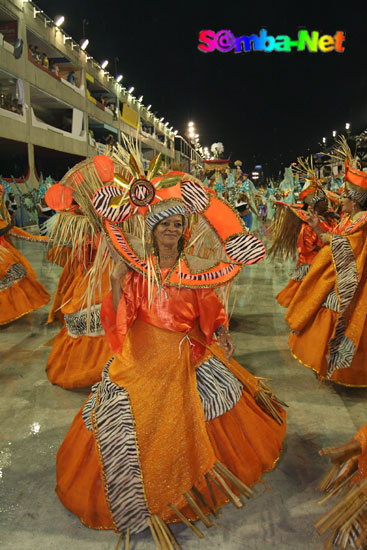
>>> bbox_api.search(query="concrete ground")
[0,235,365,550]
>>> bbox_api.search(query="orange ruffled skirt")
[56,318,286,531]
[46,260,112,389]
[46,326,114,388]
[276,279,301,308]
[289,307,367,387]
[0,242,50,325]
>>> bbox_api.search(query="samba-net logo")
[198,29,346,53]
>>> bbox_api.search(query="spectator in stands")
[105,133,115,146]
[32,45,41,62]
[42,53,49,69]
[50,61,60,77]
[67,71,75,84]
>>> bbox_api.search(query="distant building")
[0,0,201,190]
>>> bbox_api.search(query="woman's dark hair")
[178,234,186,254]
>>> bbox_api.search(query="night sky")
[37,0,367,177]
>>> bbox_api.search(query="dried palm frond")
[48,212,96,270]
[119,134,145,176]
[268,205,303,260]
[327,135,355,167]
[80,236,112,332]
[255,379,288,425]
[315,428,367,549]
[292,155,317,181]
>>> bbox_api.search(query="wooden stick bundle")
[168,504,204,539]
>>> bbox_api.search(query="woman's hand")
[110,259,130,282]
[320,232,332,245]
[216,327,235,361]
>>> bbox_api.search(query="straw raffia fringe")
[327,135,357,167]
[255,379,288,425]
[268,205,303,260]
[315,435,367,549]
[118,460,257,549]
[292,155,318,184]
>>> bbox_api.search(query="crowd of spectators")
[29,45,60,77]
[0,92,23,115]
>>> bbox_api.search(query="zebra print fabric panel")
[64,305,104,338]
[181,180,208,213]
[322,290,339,312]
[225,234,266,265]
[0,263,26,291]
[93,185,131,223]
[289,263,310,282]
[327,235,358,377]
[92,363,150,533]
[196,356,243,420]
[81,360,113,431]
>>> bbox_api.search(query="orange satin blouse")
[297,219,335,265]
[101,269,228,354]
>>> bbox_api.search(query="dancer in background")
[270,162,339,308]
[286,138,367,386]
[0,183,50,325]
[44,182,113,389]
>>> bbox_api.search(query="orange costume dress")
[286,212,367,386]
[56,268,286,535]
[277,219,335,308]
[46,251,113,389]
[0,219,50,325]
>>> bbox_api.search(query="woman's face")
[340,194,354,214]
[153,214,184,249]
[313,199,327,216]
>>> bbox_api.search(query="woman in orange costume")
[270,163,339,308]
[286,139,367,386]
[44,183,114,389]
[0,185,50,325]
[55,150,286,544]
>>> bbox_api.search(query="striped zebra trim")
[90,362,150,533]
[289,263,310,282]
[93,185,131,223]
[327,235,358,377]
[196,357,243,421]
[108,223,147,269]
[82,359,113,430]
[181,180,208,213]
[0,263,26,291]
[225,234,266,265]
[180,263,236,281]
[327,334,356,375]
[64,304,104,338]
[322,290,340,312]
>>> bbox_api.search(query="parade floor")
[0,235,365,550]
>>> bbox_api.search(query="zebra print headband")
[343,187,367,207]
[145,204,188,231]
[309,191,326,209]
